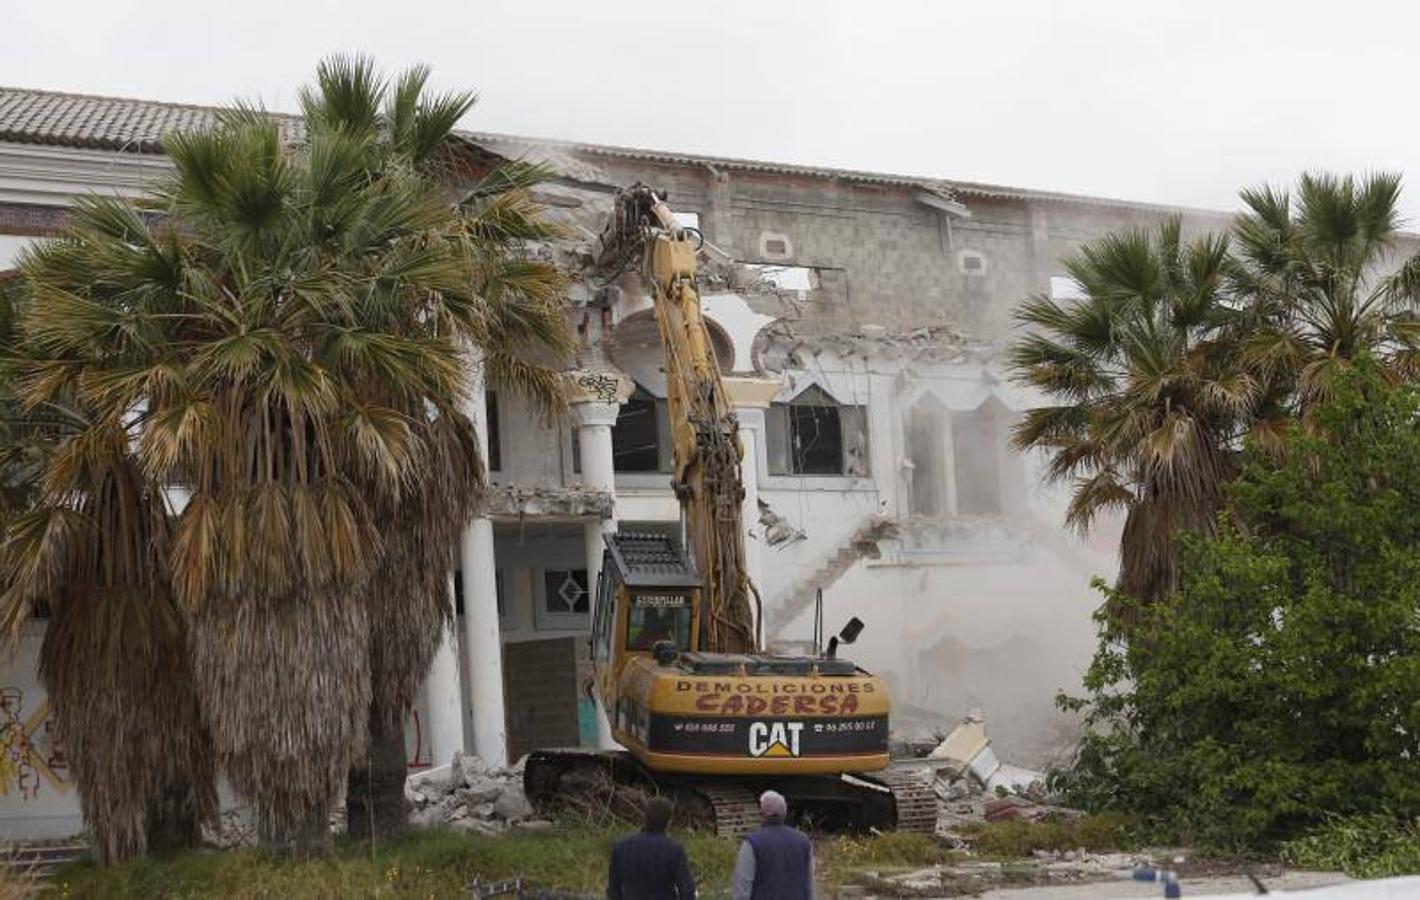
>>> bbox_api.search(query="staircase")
[767,516,899,635]
[2,840,88,881]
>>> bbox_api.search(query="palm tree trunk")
[257,815,333,857]
[144,787,204,857]
[189,590,370,859]
[41,591,217,866]
[346,706,410,842]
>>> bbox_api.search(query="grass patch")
[1282,814,1420,879]
[47,824,961,898]
[49,823,738,899]
[961,812,1140,859]
[47,823,954,891]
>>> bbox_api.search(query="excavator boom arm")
[597,185,758,653]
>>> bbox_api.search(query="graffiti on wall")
[574,372,622,405]
[0,688,69,800]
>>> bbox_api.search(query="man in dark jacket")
[607,796,696,899]
[732,790,814,900]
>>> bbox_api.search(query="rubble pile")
[405,752,552,835]
[909,710,1091,838]
[758,320,996,368]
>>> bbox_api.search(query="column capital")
[570,402,621,429]
[564,367,634,407]
[723,376,782,410]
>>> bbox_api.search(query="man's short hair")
[759,790,787,820]
[644,795,674,832]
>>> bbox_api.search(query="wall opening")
[766,385,869,477]
[952,401,1003,515]
[907,395,950,518]
[611,385,670,473]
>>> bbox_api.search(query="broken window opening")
[747,264,818,292]
[766,385,869,477]
[612,385,671,473]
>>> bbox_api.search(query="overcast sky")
[7,1,1418,218]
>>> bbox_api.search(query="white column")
[724,377,781,646]
[735,407,766,608]
[421,576,465,768]
[460,359,508,767]
[460,519,506,766]
[571,399,622,750]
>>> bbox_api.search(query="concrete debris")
[929,710,1046,795]
[758,498,806,547]
[758,320,996,370]
[405,752,534,835]
[696,258,807,316]
[484,485,614,519]
[876,852,1152,895]
[203,809,257,849]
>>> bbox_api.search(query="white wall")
[0,623,82,840]
[783,529,1113,769]
[0,235,36,270]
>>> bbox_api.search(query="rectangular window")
[612,387,664,472]
[626,593,693,652]
[765,386,869,476]
[790,402,843,474]
[486,390,501,472]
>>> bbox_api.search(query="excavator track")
[694,783,761,838]
[525,749,940,836]
[870,765,939,833]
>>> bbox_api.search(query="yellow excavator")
[523,185,934,835]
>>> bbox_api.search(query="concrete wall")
[0,624,80,841]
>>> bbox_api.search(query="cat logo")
[748,721,804,758]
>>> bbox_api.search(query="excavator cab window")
[626,594,692,652]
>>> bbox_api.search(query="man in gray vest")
[731,790,814,900]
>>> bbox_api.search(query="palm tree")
[290,57,571,840]
[0,263,216,864]
[14,58,571,854]
[1229,172,1420,433]
[1009,217,1252,608]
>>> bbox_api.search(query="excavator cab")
[591,531,704,713]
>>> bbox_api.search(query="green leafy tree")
[1056,360,1420,850]
[1009,217,1250,606]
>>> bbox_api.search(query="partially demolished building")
[0,87,1234,838]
